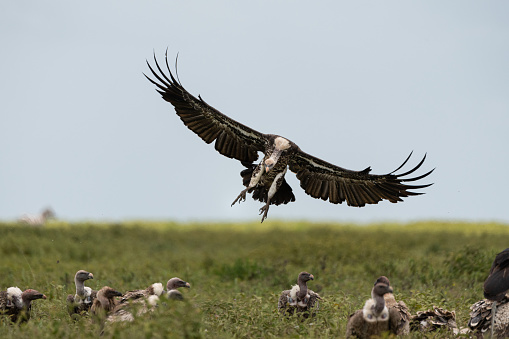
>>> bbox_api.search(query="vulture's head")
[265,136,291,172]
[99,287,123,300]
[372,279,393,298]
[75,270,94,283]
[166,277,191,290]
[22,289,47,302]
[298,271,314,283]
[374,276,390,286]
[264,158,276,172]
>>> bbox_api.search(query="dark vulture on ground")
[468,248,509,338]
[66,270,96,318]
[166,278,191,300]
[345,276,399,338]
[278,271,321,318]
[0,287,47,323]
[145,53,434,222]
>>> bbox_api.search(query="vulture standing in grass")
[67,270,96,318]
[0,287,47,323]
[376,276,411,335]
[106,282,166,323]
[345,276,399,338]
[166,278,191,300]
[278,272,321,318]
[468,248,509,338]
[120,282,165,304]
[145,53,434,222]
[91,286,123,320]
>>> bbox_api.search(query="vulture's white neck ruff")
[362,298,389,323]
[151,283,164,296]
[274,137,290,151]
[7,287,23,308]
[147,295,160,306]
[289,284,310,307]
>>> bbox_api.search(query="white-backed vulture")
[120,282,165,304]
[278,271,321,318]
[166,278,191,300]
[468,248,509,338]
[0,287,47,323]
[345,277,399,338]
[145,53,434,222]
[66,270,96,318]
[106,282,166,323]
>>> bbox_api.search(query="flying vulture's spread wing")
[145,53,267,163]
[288,150,434,207]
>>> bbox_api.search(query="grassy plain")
[0,220,508,338]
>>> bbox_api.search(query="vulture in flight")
[145,53,434,222]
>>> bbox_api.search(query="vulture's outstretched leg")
[231,187,250,206]
[259,200,271,223]
[259,169,287,223]
[232,163,265,206]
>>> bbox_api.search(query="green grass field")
[0,220,507,338]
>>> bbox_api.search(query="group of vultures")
[3,54,500,338]
[1,248,509,338]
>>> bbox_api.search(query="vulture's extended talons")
[231,189,249,206]
[259,203,270,223]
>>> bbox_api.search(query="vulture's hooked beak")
[309,274,314,280]
[88,273,94,280]
[265,163,274,173]
[184,282,191,288]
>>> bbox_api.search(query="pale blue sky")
[1,1,508,223]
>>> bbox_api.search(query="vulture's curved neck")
[371,289,385,315]
[75,279,86,297]
[297,279,308,299]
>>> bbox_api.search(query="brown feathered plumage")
[91,286,122,319]
[410,306,457,333]
[345,277,399,339]
[145,53,434,222]
[278,272,321,318]
[0,287,46,323]
[468,248,509,338]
